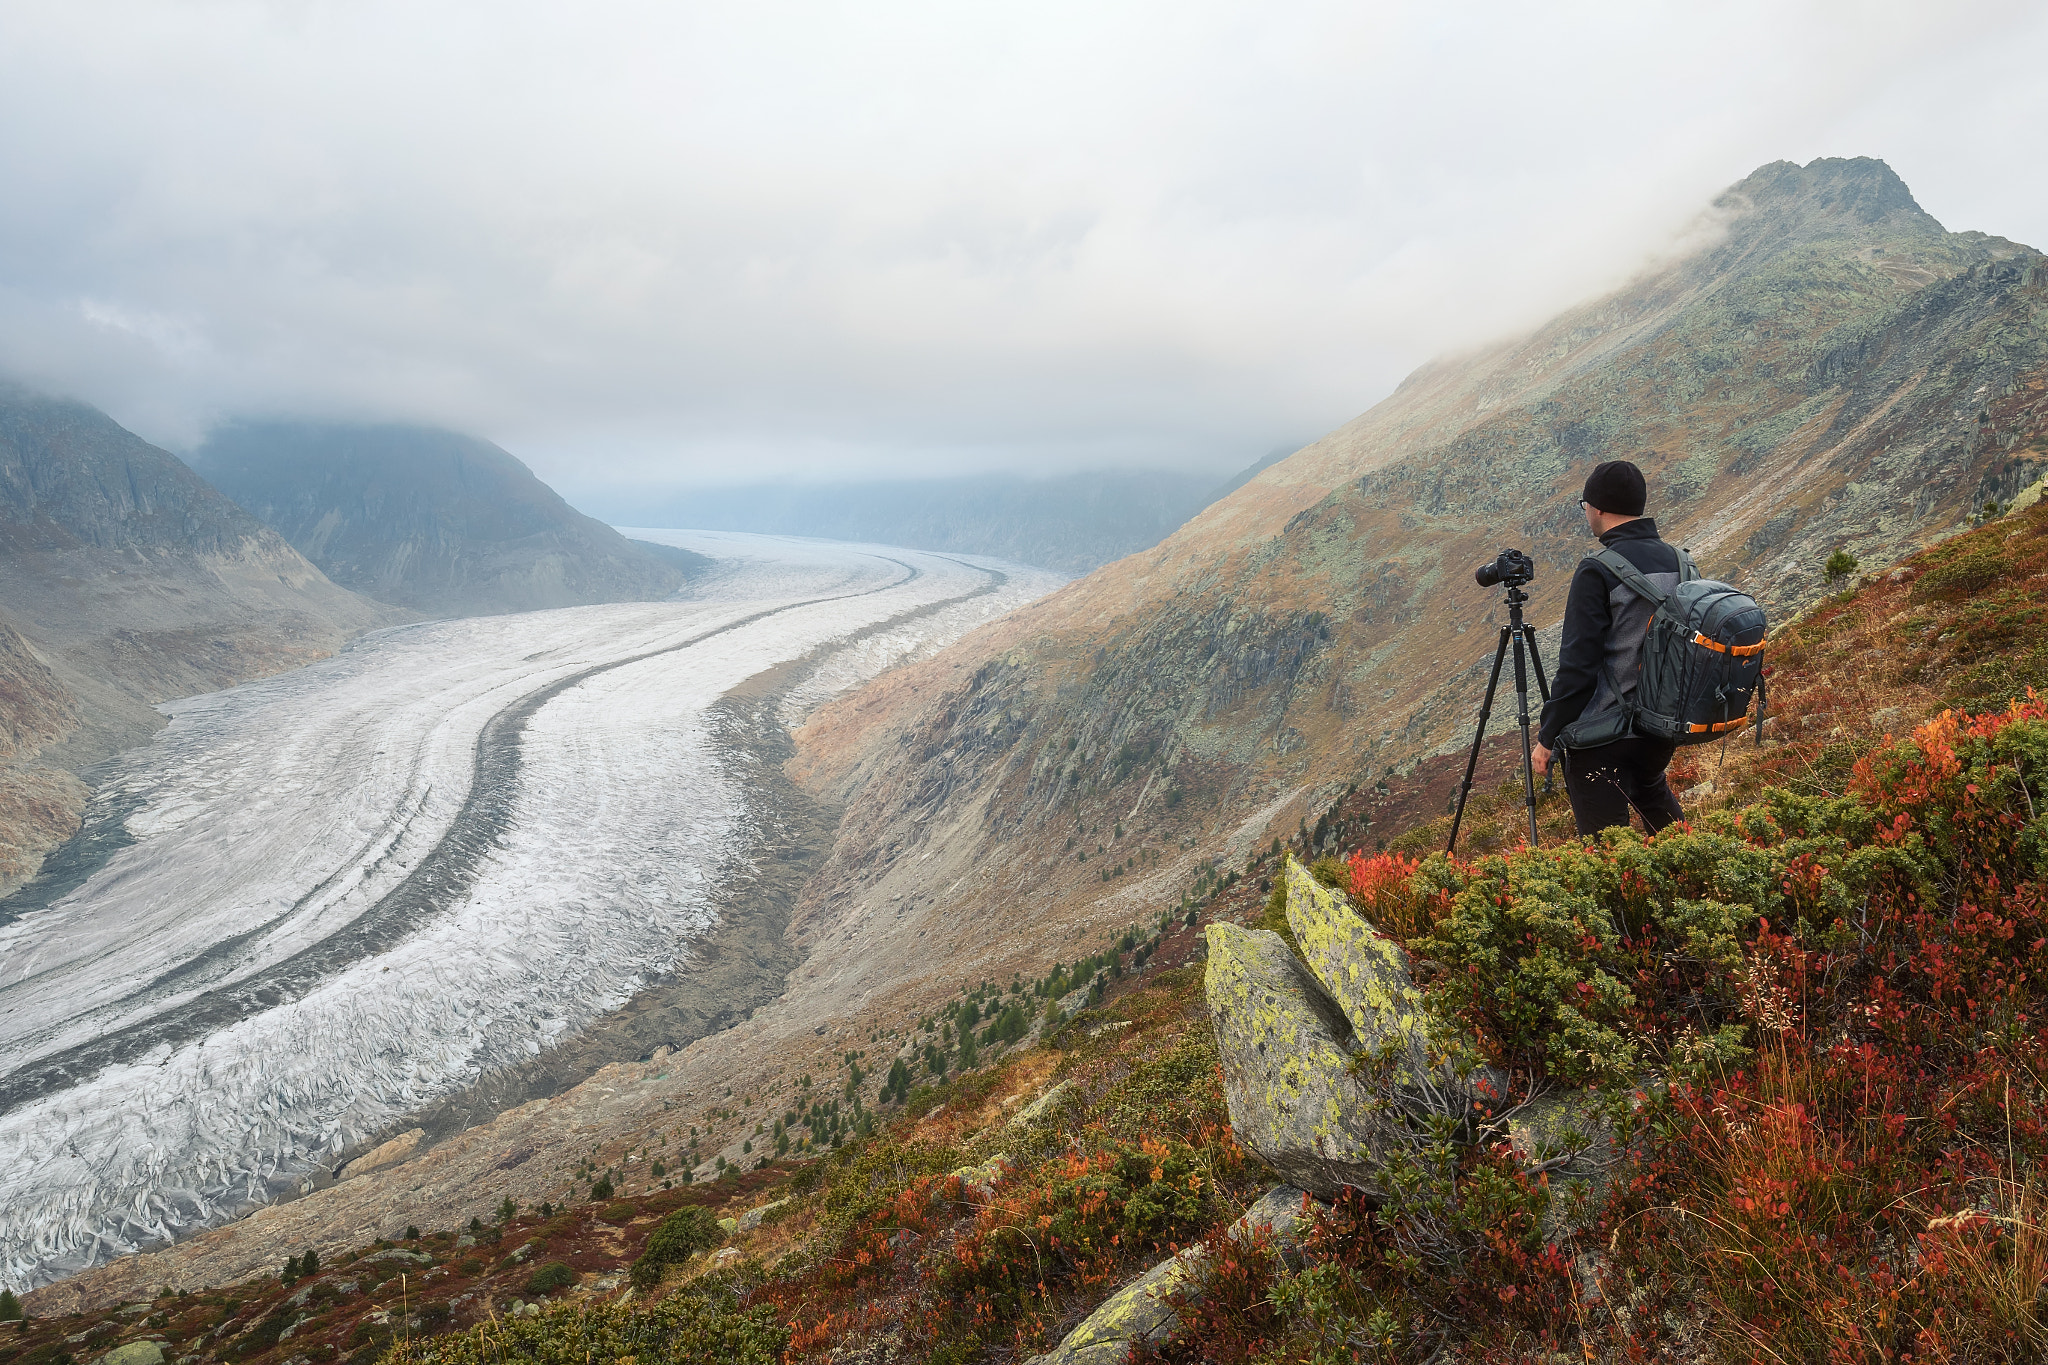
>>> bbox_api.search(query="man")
[1529,459,1686,836]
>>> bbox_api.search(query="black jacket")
[1537,519,1681,748]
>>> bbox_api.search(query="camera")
[1473,547,1535,589]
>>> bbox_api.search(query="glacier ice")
[0,533,1061,1289]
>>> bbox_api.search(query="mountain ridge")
[194,422,692,617]
[0,387,400,883]
[779,156,2046,1012]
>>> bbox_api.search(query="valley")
[0,535,1059,1290]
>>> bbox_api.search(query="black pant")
[1562,737,1683,837]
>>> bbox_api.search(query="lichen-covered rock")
[1206,857,1509,1198]
[1508,1089,1620,1240]
[1007,1080,1079,1131]
[1282,860,1425,1055]
[947,1153,1010,1198]
[735,1198,788,1233]
[1024,1186,1321,1365]
[1234,1184,1314,1267]
[1281,859,1500,1113]
[95,1343,164,1365]
[1024,1245,1208,1365]
[1203,922,1408,1198]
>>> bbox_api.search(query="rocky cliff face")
[195,422,690,617]
[785,157,2048,987]
[0,386,396,893]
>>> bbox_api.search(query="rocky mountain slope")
[619,467,1243,575]
[24,493,2048,1360]
[0,387,397,894]
[782,157,2047,991]
[194,423,694,617]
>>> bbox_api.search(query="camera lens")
[1474,559,1503,588]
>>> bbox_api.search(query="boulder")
[1205,858,1500,1199]
[1025,1245,1207,1365]
[1281,859,1500,1114]
[947,1153,1010,1199]
[1006,1081,1079,1132]
[1024,1186,1317,1365]
[735,1198,787,1233]
[95,1344,164,1365]
[1506,1089,1620,1240]
[1234,1185,1314,1267]
[1204,922,1411,1199]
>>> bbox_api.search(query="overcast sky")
[1,1,2044,498]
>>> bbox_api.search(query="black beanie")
[1582,460,1646,517]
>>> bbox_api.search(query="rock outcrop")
[338,1129,425,1181]
[1026,1186,1312,1365]
[1205,858,1495,1199]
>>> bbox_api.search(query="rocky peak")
[0,385,273,557]
[1715,155,1945,251]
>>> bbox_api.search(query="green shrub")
[1307,855,1348,888]
[524,1262,576,1296]
[979,1004,1029,1048]
[1410,786,1936,1087]
[1914,539,2007,600]
[350,1321,393,1350]
[1823,547,1858,585]
[629,1205,721,1290]
[588,1177,614,1200]
[378,1294,785,1365]
[599,1202,636,1224]
[0,1288,21,1321]
[820,1139,962,1231]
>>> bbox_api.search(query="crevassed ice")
[0,533,1060,1290]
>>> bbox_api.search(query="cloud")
[0,0,2042,498]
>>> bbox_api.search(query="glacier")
[0,533,1060,1290]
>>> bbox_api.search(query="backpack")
[1561,547,1769,749]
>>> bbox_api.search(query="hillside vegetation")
[12,491,2048,1362]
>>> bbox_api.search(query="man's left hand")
[1531,742,1553,775]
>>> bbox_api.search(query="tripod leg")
[1510,630,1541,847]
[1523,627,1552,703]
[1448,626,1513,854]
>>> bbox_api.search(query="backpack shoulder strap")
[1588,546,1667,609]
[1677,547,1700,583]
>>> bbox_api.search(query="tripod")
[1447,581,1552,853]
